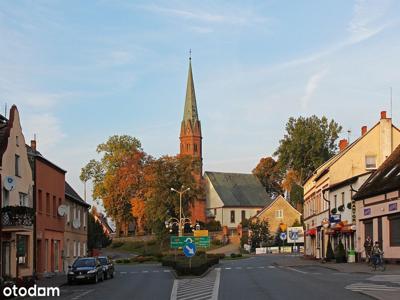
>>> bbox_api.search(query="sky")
[1,0,400,210]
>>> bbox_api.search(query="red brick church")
[179,57,206,223]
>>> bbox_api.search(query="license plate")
[76,275,85,279]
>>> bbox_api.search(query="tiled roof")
[205,171,272,207]
[353,144,400,200]
[65,182,90,208]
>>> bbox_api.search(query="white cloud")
[23,113,66,152]
[300,68,329,109]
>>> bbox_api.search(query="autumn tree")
[131,197,146,234]
[81,135,147,236]
[281,169,304,209]
[143,155,203,241]
[252,157,283,198]
[274,116,342,183]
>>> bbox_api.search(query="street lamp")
[169,186,191,236]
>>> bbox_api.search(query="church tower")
[180,57,203,176]
[179,56,206,222]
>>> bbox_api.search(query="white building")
[204,171,272,231]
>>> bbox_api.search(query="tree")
[252,157,283,198]
[249,219,271,250]
[143,155,203,240]
[274,116,342,183]
[88,210,111,250]
[131,197,146,234]
[81,135,147,236]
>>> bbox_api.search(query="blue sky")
[1,0,400,208]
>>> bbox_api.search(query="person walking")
[364,236,373,263]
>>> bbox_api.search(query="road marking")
[345,282,400,292]
[285,267,308,274]
[164,270,171,272]
[267,266,275,269]
[235,267,242,269]
[257,266,265,269]
[225,267,231,270]
[368,275,400,284]
[153,270,160,273]
[71,289,94,300]
[142,270,149,273]
[120,271,127,274]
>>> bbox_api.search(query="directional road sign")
[170,236,210,249]
[183,242,196,257]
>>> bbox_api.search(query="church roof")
[205,171,272,207]
[183,59,199,125]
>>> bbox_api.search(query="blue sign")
[329,214,341,223]
[289,231,298,241]
[183,242,196,257]
[279,232,287,241]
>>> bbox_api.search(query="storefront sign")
[389,203,398,212]
[351,200,356,223]
[329,214,341,223]
[364,208,371,216]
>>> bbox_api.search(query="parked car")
[68,257,104,284]
[98,256,115,279]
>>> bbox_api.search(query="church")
[178,57,272,230]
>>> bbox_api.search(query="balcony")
[1,206,34,231]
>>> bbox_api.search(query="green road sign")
[170,236,210,249]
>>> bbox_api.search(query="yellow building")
[303,111,400,259]
[255,195,302,235]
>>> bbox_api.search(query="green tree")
[274,116,342,183]
[81,135,147,236]
[143,155,203,240]
[252,157,283,198]
[88,211,111,250]
[249,219,270,250]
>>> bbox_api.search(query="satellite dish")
[4,176,15,191]
[58,205,67,217]
[72,218,81,229]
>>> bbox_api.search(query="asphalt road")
[46,255,400,300]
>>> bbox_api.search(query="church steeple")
[183,59,199,125]
[179,56,202,170]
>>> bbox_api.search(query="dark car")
[98,256,115,279]
[68,257,104,284]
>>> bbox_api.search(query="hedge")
[161,255,219,276]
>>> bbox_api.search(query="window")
[186,144,190,151]
[365,155,377,169]
[16,135,19,146]
[46,193,50,215]
[230,210,235,223]
[38,190,43,213]
[194,144,198,153]
[77,241,81,257]
[83,212,86,228]
[53,196,57,217]
[74,206,77,221]
[364,220,373,241]
[15,154,20,176]
[275,210,283,219]
[389,214,400,246]
[66,239,70,257]
[73,241,76,257]
[334,195,337,209]
[67,205,70,223]
[214,209,217,216]
[78,208,81,225]
[3,188,9,207]
[17,235,28,266]
[341,192,345,206]
[83,242,87,256]
[19,193,28,206]
[241,210,246,222]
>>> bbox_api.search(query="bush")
[161,255,220,276]
[196,250,206,257]
[208,253,225,259]
[123,259,130,264]
[230,253,236,258]
[229,253,242,259]
[206,220,222,232]
[111,242,124,248]
[211,239,222,246]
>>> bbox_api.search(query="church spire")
[183,57,199,124]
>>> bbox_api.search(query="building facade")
[303,111,400,259]
[63,182,90,272]
[255,195,302,235]
[179,57,206,223]
[28,141,66,276]
[205,171,271,230]
[353,144,400,261]
[0,106,34,280]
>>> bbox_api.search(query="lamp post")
[170,187,190,237]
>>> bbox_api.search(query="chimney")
[361,126,367,136]
[31,139,36,151]
[381,111,387,119]
[339,139,348,151]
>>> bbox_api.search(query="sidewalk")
[207,243,240,255]
[35,273,67,287]
[272,254,400,274]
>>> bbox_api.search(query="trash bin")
[347,250,356,263]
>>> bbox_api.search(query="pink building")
[353,145,400,262]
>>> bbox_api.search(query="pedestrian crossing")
[221,265,275,270]
[368,275,400,284]
[117,269,171,275]
[170,268,220,300]
[345,282,400,292]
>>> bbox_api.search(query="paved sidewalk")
[271,254,400,274]
[36,273,67,287]
[207,243,240,255]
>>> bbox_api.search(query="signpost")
[170,236,210,249]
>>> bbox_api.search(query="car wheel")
[94,274,98,284]
[68,279,73,285]
[104,272,108,280]
[101,272,105,281]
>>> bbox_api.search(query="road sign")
[170,236,210,249]
[183,242,196,257]
[289,230,298,241]
[279,232,287,241]
[193,230,208,237]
